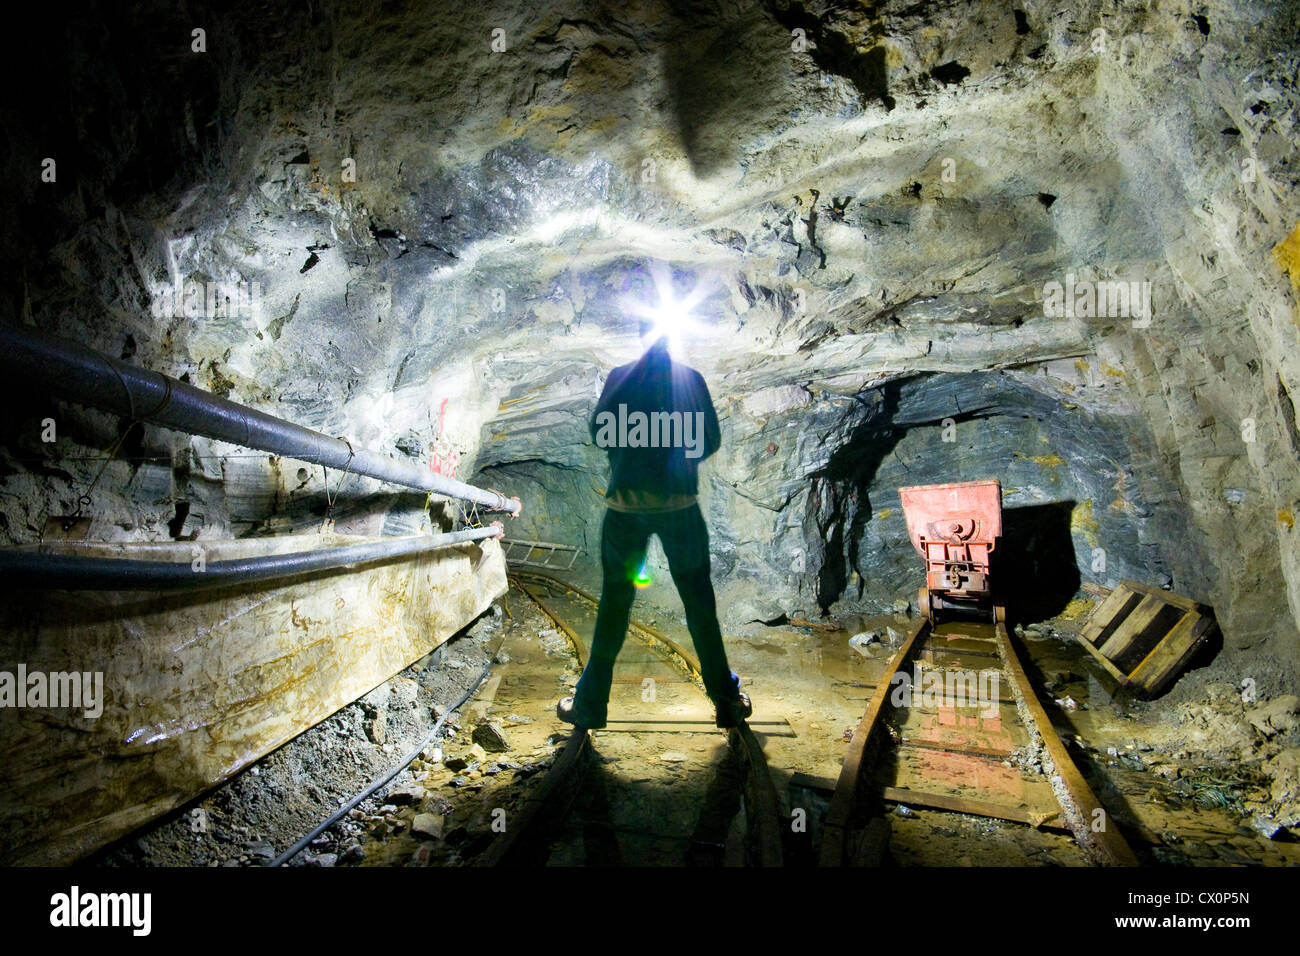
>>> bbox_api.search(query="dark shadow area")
[0,2,223,272]
[685,743,745,865]
[573,760,625,866]
[489,739,599,867]
[768,1,895,110]
[537,740,746,867]
[661,3,794,178]
[1179,623,1223,678]
[808,375,998,613]
[784,779,829,866]
[808,381,905,611]
[997,501,1080,625]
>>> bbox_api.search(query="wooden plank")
[1080,583,1138,645]
[1098,594,1167,659]
[794,773,1069,835]
[995,624,1139,866]
[820,616,930,866]
[609,675,691,684]
[1076,634,1134,685]
[878,785,1067,831]
[600,718,796,736]
[836,685,1019,705]
[1,534,509,867]
[918,645,1000,661]
[1079,581,1216,696]
[1081,581,1113,599]
[792,772,1171,847]
[1126,611,1199,685]
[884,741,1048,812]
[896,738,1017,761]
[1117,578,1198,612]
[895,691,1020,713]
[1127,612,1216,696]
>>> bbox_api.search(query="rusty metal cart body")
[899,479,1003,623]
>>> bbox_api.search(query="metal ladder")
[502,538,582,570]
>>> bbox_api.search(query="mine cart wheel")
[994,604,1006,625]
[918,587,932,622]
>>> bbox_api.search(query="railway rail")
[270,563,1137,868]
[819,605,1140,867]
[485,565,1137,867]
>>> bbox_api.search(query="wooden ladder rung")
[1098,593,1168,659]
[1080,583,1138,645]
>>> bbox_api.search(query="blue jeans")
[572,505,741,725]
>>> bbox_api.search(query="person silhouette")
[557,319,751,730]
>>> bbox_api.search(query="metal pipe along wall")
[0,525,504,591]
[0,325,521,515]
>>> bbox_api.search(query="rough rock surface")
[2,0,1298,691]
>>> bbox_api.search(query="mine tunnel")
[1,0,1299,890]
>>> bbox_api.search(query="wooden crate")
[1077,579,1218,698]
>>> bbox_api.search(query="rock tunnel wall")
[480,360,1195,626]
[799,368,1187,620]
[1,0,1298,694]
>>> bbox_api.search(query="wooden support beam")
[878,786,1066,831]
[0,534,508,866]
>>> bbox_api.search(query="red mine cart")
[899,479,1004,623]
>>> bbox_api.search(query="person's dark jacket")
[590,343,721,498]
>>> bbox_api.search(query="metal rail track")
[820,611,1139,867]
[477,570,784,867]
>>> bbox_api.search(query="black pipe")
[0,325,521,515]
[0,526,502,591]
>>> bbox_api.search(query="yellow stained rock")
[1060,597,1095,621]
[1071,499,1100,546]
[1273,223,1300,299]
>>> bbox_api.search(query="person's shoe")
[715,692,753,729]
[556,696,604,730]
